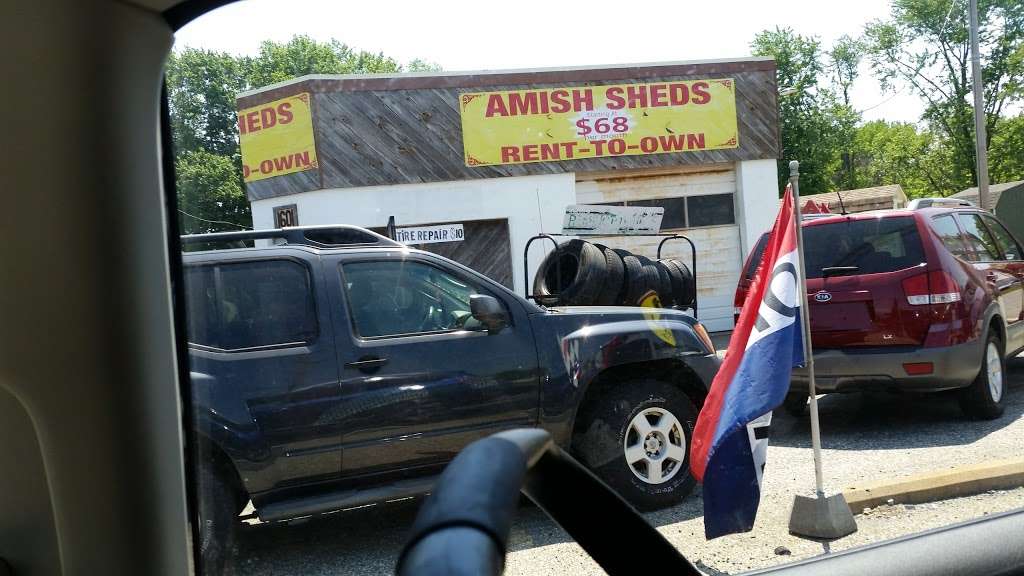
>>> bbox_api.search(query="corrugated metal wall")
[576,166,740,331]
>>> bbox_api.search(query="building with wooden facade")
[236,58,782,330]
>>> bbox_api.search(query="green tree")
[752,27,858,194]
[864,0,1024,191]
[166,35,438,232]
[990,113,1024,183]
[175,150,250,234]
[850,120,958,196]
[166,49,250,157]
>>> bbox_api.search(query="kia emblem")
[814,291,833,303]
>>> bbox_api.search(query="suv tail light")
[901,271,961,305]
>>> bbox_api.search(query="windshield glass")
[802,216,926,278]
[167,1,1024,574]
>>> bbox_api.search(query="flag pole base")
[788,493,858,540]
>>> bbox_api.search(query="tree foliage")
[864,0,1024,190]
[752,27,859,194]
[167,35,438,232]
[990,113,1024,183]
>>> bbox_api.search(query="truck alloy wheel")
[624,407,687,484]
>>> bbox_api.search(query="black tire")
[197,466,240,575]
[959,330,1006,420]
[652,260,676,307]
[613,249,647,305]
[533,240,608,306]
[782,392,808,417]
[635,256,665,305]
[594,244,626,306]
[571,379,698,511]
[664,259,695,308]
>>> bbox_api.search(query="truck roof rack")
[907,197,976,209]
[181,225,402,249]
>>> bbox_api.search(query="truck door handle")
[345,356,389,371]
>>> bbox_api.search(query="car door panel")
[323,253,540,479]
[184,254,344,496]
[958,213,1024,351]
[980,215,1024,351]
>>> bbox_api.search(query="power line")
[858,87,907,114]
[177,208,251,230]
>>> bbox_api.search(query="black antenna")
[835,190,849,215]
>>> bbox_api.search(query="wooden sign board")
[563,205,664,235]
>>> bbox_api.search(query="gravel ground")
[231,357,1024,575]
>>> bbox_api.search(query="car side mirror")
[470,294,507,334]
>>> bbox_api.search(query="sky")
[176,0,927,123]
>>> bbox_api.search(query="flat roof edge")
[236,56,776,102]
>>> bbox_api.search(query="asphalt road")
[230,358,1024,575]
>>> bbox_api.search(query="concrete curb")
[843,458,1024,514]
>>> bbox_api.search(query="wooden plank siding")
[239,60,779,202]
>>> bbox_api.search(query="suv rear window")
[184,260,317,350]
[802,216,925,279]
[743,233,770,280]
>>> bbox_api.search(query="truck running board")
[257,476,437,523]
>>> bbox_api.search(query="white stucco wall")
[250,173,576,294]
[735,159,779,258]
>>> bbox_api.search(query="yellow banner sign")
[238,93,318,182]
[459,79,738,167]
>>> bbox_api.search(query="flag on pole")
[690,184,805,539]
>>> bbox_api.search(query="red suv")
[735,205,1023,420]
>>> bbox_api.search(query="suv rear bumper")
[790,339,983,393]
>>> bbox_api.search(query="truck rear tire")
[197,466,240,575]
[571,379,698,511]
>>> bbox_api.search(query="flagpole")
[788,161,825,498]
[787,160,857,539]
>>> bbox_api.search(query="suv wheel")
[197,466,240,574]
[571,379,697,511]
[959,331,1006,420]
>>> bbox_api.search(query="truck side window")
[342,260,490,338]
[184,260,318,350]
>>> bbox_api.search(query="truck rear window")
[802,216,925,279]
[184,260,318,350]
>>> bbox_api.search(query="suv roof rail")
[181,225,403,249]
[907,197,976,210]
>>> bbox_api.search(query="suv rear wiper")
[821,266,859,277]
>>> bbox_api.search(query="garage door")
[576,167,741,332]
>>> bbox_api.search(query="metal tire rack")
[523,232,698,318]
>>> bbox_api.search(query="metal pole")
[969,0,990,210]
[789,160,825,498]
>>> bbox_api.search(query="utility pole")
[969,0,990,210]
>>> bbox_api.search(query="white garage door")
[576,166,742,332]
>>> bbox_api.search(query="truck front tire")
[571,379,698,511]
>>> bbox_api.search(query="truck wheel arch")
[191,432,247,514]
[568,359,707,438]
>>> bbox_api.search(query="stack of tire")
[532,239,694,308]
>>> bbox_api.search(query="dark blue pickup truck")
[181,226,719,566]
